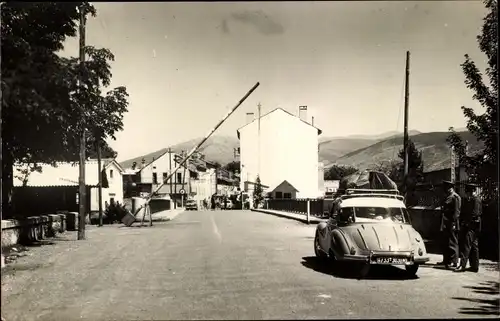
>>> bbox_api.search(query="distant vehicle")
[314,189,429,278]
[185,199,198,211]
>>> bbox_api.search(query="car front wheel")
[405,264,419,276]
[314,232,327,258]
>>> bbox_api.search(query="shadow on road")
[301,256,419,280]
[452,281,500,316]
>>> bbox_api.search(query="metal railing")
[266,199,329,218]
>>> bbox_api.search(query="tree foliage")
[373,159,402,182]
[223,161,240,175]
[1,2,129,217]
[253,176,264,208]
[447,0,498,203]
[372,140,423,205]
[397,140,424,188]
[324,164,358,180]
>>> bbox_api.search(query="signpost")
[180,188,186,208]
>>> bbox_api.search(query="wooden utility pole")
[403,51,410,194]
[257,102,261,180]
[97,135,103,227]
[168,147,173,208]
[78,6,87,240]
[451,146,456,183]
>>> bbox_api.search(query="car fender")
[316,221,328,237]
[331,228,352,257]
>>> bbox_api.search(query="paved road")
[2,210,499,320]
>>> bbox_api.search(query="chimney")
[311,116,315,126]
[299,106,307,122]
[246,112,255,124]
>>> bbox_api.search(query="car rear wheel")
[405,264,419,276]
[314,232,327,258]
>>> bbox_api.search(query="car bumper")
[340,251,430,265]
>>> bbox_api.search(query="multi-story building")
[237,107,323,199]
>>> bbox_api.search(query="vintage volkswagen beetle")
[314,189,429,277]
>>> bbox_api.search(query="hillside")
[318,130,422,166]
[120,135,239,169]
[319,138,375,167]
[333,130,483,172]
[120,130,430,170]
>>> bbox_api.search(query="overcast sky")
[60,1,488,161]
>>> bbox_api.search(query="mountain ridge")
[119,129,480,175]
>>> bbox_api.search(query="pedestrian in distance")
[211,195,216,211]
[454,183,482,273]
[438,180,461,269]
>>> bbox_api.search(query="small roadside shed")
[267,180,299,199]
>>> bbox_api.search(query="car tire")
[405,264,419,276]
[314,232,327,258]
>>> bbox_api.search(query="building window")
[276,192,283,199]
[153,172,158,184]
[163,173,168,182]
[284,193,292,199]
[110,169,114,179]
[177,172,182,184]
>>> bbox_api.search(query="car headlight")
[418,248,423,256]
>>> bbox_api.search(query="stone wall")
[1,214,67,267]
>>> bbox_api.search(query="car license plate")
[375,257,407,264]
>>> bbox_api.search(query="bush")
[104,203,128,224]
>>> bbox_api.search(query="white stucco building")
[237,107,322,199]
[190,168,217,205]
[13,159,124,212]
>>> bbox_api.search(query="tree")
[1,3,129,218]
[447,0,498,204]
[324,164,358,180]
[223,161,240,175]
[397,140,424,187]
[397,140,424,205]
[253,175,264,208]
[373,159,402,182]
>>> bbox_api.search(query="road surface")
[2,210,499,320]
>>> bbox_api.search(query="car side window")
[339,207,355,224]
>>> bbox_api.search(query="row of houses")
[120,150,239,208]
[11,149,239,215]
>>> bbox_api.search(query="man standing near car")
[455,183,482,273]
[438,180,461,269]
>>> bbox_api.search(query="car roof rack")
[340,189,405,202]
[346,189,400,195]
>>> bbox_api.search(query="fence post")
[306,199,310,224]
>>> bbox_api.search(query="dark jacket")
[441,191,461,232]
[461,195,482,230]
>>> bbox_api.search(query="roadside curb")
[251,209,326,225]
